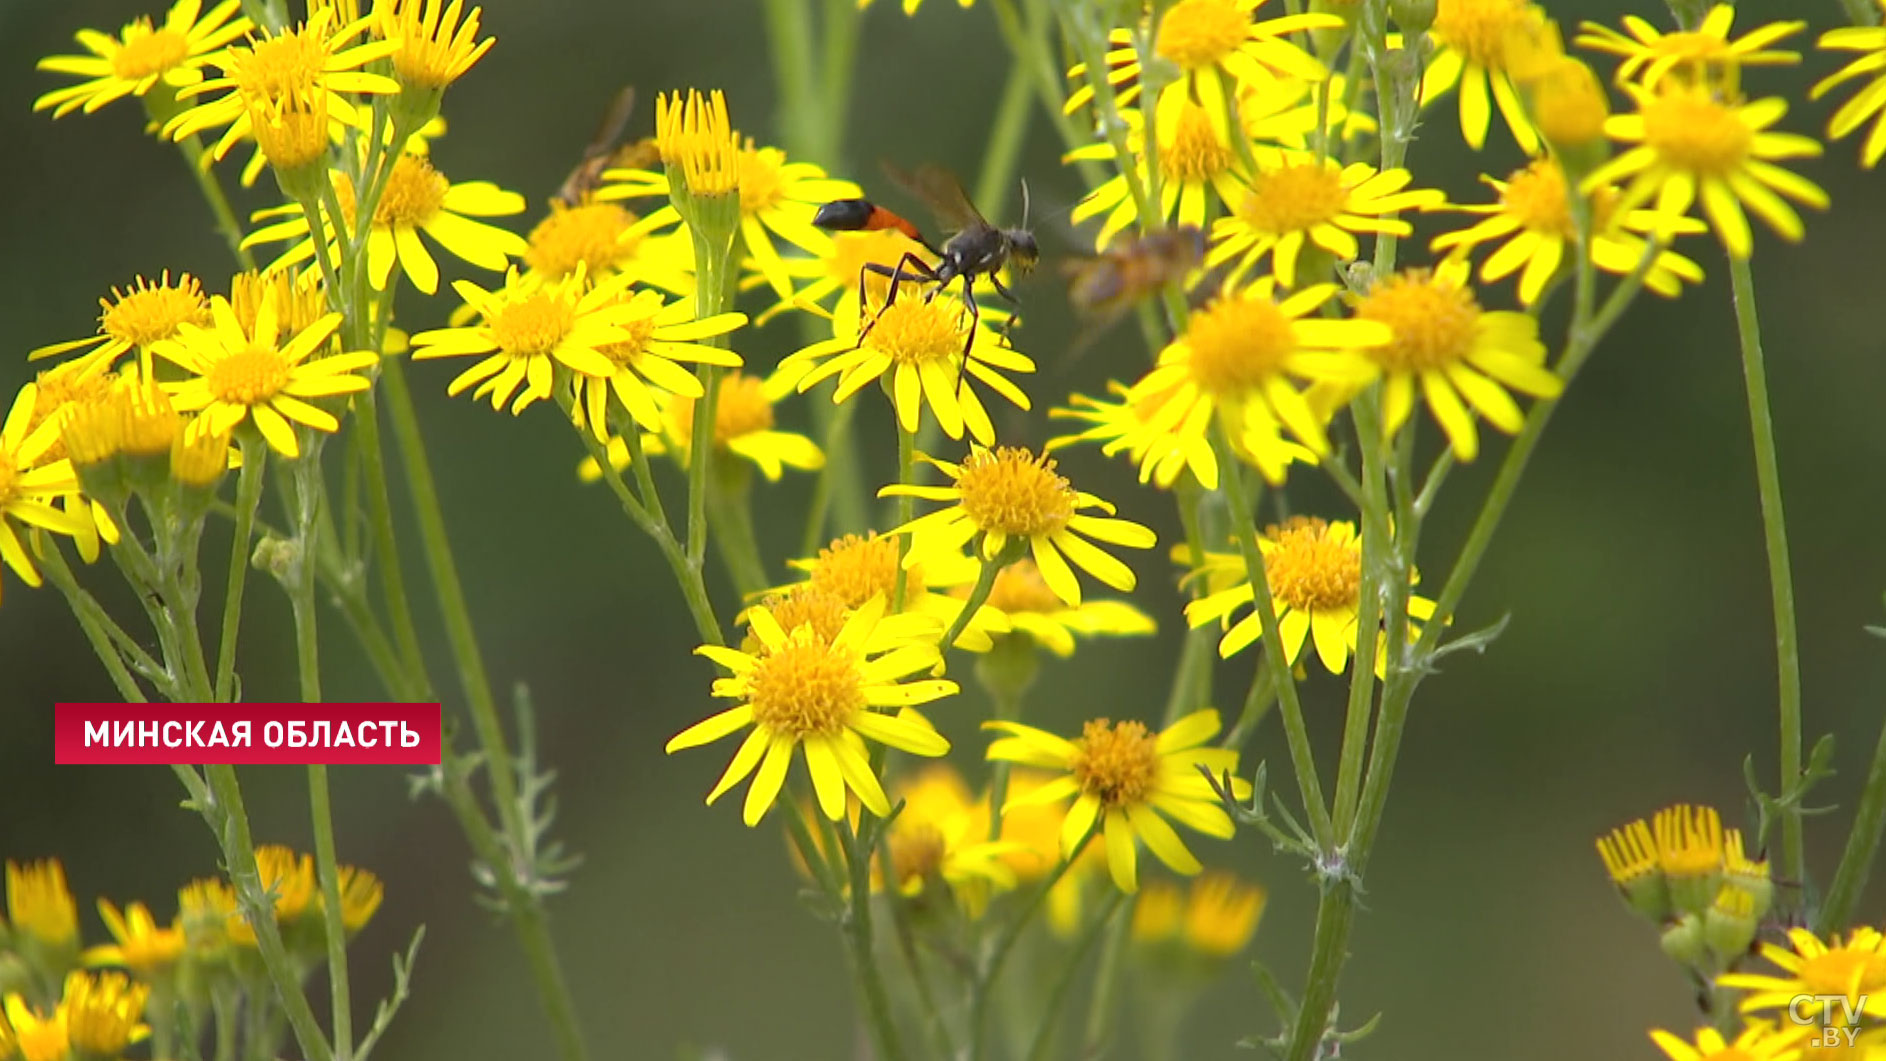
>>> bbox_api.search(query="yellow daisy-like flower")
[976,558,1156,657]
[1127,278,1389,487]
[578,371,823,483]
[244,152,528,294]
[523,201,695,295]
[411,268,640,416]
[995,769,1110,934]
[1812,5,1886,169]
[779,280,1035,447]
[59,970,152,1056]
[229,845,318,946]
[29,272,212,377]
[1432,159,1707,304]
[882,446,1157,607]
[568,288,745,441]
[878,765,1018,912]
[1423,0,1555,152]
[1049,382,1224,493]
[1068,93,1249,247]
[375,0,494,92]
[33,0,251,118]
[1650,1023,1806,1061]
[665,595,955,826]
[772,532,1008,650]
[1209,158,1446,287]
[153,295,378,458]
[1134,871,1266,959]
[1719,928,1886,1020]
[6,859,79,950]
[858,0,973,14]
[1332,267,1561,461]
[985,708,1249,893]
[751,228,930,325]
[600,138,859,298]
[82,900,185,977]
[163,8,400,164]
[1586,85,1827,260]
[335,865,384,932]
[176,878,238,957]
[0,389,88,606]
[1574,7,1804,93]
[1183,517,1439,672]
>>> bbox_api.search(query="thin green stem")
[297,195,344,306]
[970,836,1091,1061]
[940,545,1009,655]
[1280,878,1357,1061]
[1728,254,1805,886]
[307,765,354,1059]
[1027,891,1127,1061]
[1208,427,1333,847]
[762,0,823,164]
[995,0,1109,188]
[704,459,769,598]
[1333,392,1391,835]
[1819,706,1886,932]
[802,396,860,555]
[42,546,151,702]
[819,0,862,164]
[686,234,735,575]
[351,387,431,697]
[288,450,324,703]
[1078,897,1132,1056]
[836,822,905,1061]
[974,62,1036,221]
[216,437,266,700]
[175,135,256,270]
[1221,656,1277,752]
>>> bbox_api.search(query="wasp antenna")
[1019,178,1032,228]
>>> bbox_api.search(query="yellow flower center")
[1432,0,1537,68]
[747,636,865,738]
[1161,102,1235,183]
[599,315,660,367]
[1797,948,1886,996]
[375,154,449,227]
[866,299,966,367]
[954,447,1076,538]
[381,0,486,89]
[830,232,921,303]
[100,274,210,347]
[1072,718,1160,810]
[1355,270,1480,373]
[32,367,117,464]
[526,203,638,280]
[1156,0,1249,70]
[751,589,852,649]
[1643,89,1752,177]
[1499,161,1574,237]
[737,142,788,216]
[1262,517,1361,611]
[490,291,576,357]
[985,560,1064,614]
[671,372,776,446]
[809,534,924,607]
[1183,294,1297,395]
[889,821,949,885]
[231,23,331,103]
[112,19,191,79]
[1238,162,1350,235]
[206,345,291,406]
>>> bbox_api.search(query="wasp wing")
[880,160,988,238]
[558,86,637,205]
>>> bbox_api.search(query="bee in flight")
[1061,225,1206,320]
[555,86,659,207]
[811,162,1037,370]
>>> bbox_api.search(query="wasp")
[555,86,660,207]
[811,162,1038,370]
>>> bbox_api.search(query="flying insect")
[555,86,658,206]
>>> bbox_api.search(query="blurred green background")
[4,1,1885,1057]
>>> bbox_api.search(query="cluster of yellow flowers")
[12,0,1886,1057]
[0,853,380,1061]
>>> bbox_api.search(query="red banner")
[54,703,442,765]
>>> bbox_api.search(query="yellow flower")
[764,534,1009,653]
[163,8,401,165]
[977,559,1156,657]
[0,393,88,606]
[995,769,1108,934]
[1125,278,1389,486]
[1574,7,1804,93]
[1422,0,1556,152]
[646,88,740,199]
[1812,6,1886,169]
[60,970,151,1056]
[245,152,529,294]
[5,859,79,950]
[1719,929,1886,1020]
[568,289,745,441]
[1650,1023,1806,1061]
[1587,85,1828,260]
[878,765,1018,912]
[985,709,1249,893]
[153,295,379,458]
[523,201,695,295]
[1069,94,1247,247]
[83,900,185,977]
[176,878,238,958]
[410,268,663,417]
[1183,517,1438,673]
[583,370,822,483]
[858,0,974,14]
[751,228,930,325]
[666,595,956,826]
[1,994,67,1061]
[1048,382,1232,492]
[1135,872,1266,958]
[1333,267,1561,461]
[335,866,383,932]
[882,446,1157,607]
[376,0,495,91]
[1209,159,1445,288]
[780,281,1035,447]
[1432,159,1706,304]
[29,272,212,377]
[33,0,251,118]
[229,846,318,945]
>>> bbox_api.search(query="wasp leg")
[953,271,981,399]
[858,253,941,347]
[986,271,1024,347]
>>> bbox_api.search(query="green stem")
[819,0,862,165]
[686,236,735,575]
[836,822,905,1061]
[296,195,343,306]
[175,135,256,270]
[1221,656,1277,752]
[940,544,1009,655]
[704,459,769,597]
[42,546,151,702]
[216,436,267,700]
[1027,891,1127,1061]
[1333,392,1391,835]
[995,0,1109,188]
[1078,896,1133,1056]
[974,62,1036,222]
[307,766,353,1059]
[1818,707,1886,932]
[802,396,861,555]
[351,387,431,697]
[1728,255,1805,887]
[761,0,823,164]
[288,450,324,703]
[970,836,1091,1061]
[1208,427,1332,847]
[1280,878,1357,1061]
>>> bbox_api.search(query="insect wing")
[880,160,988,237]
[558,85,637,205]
